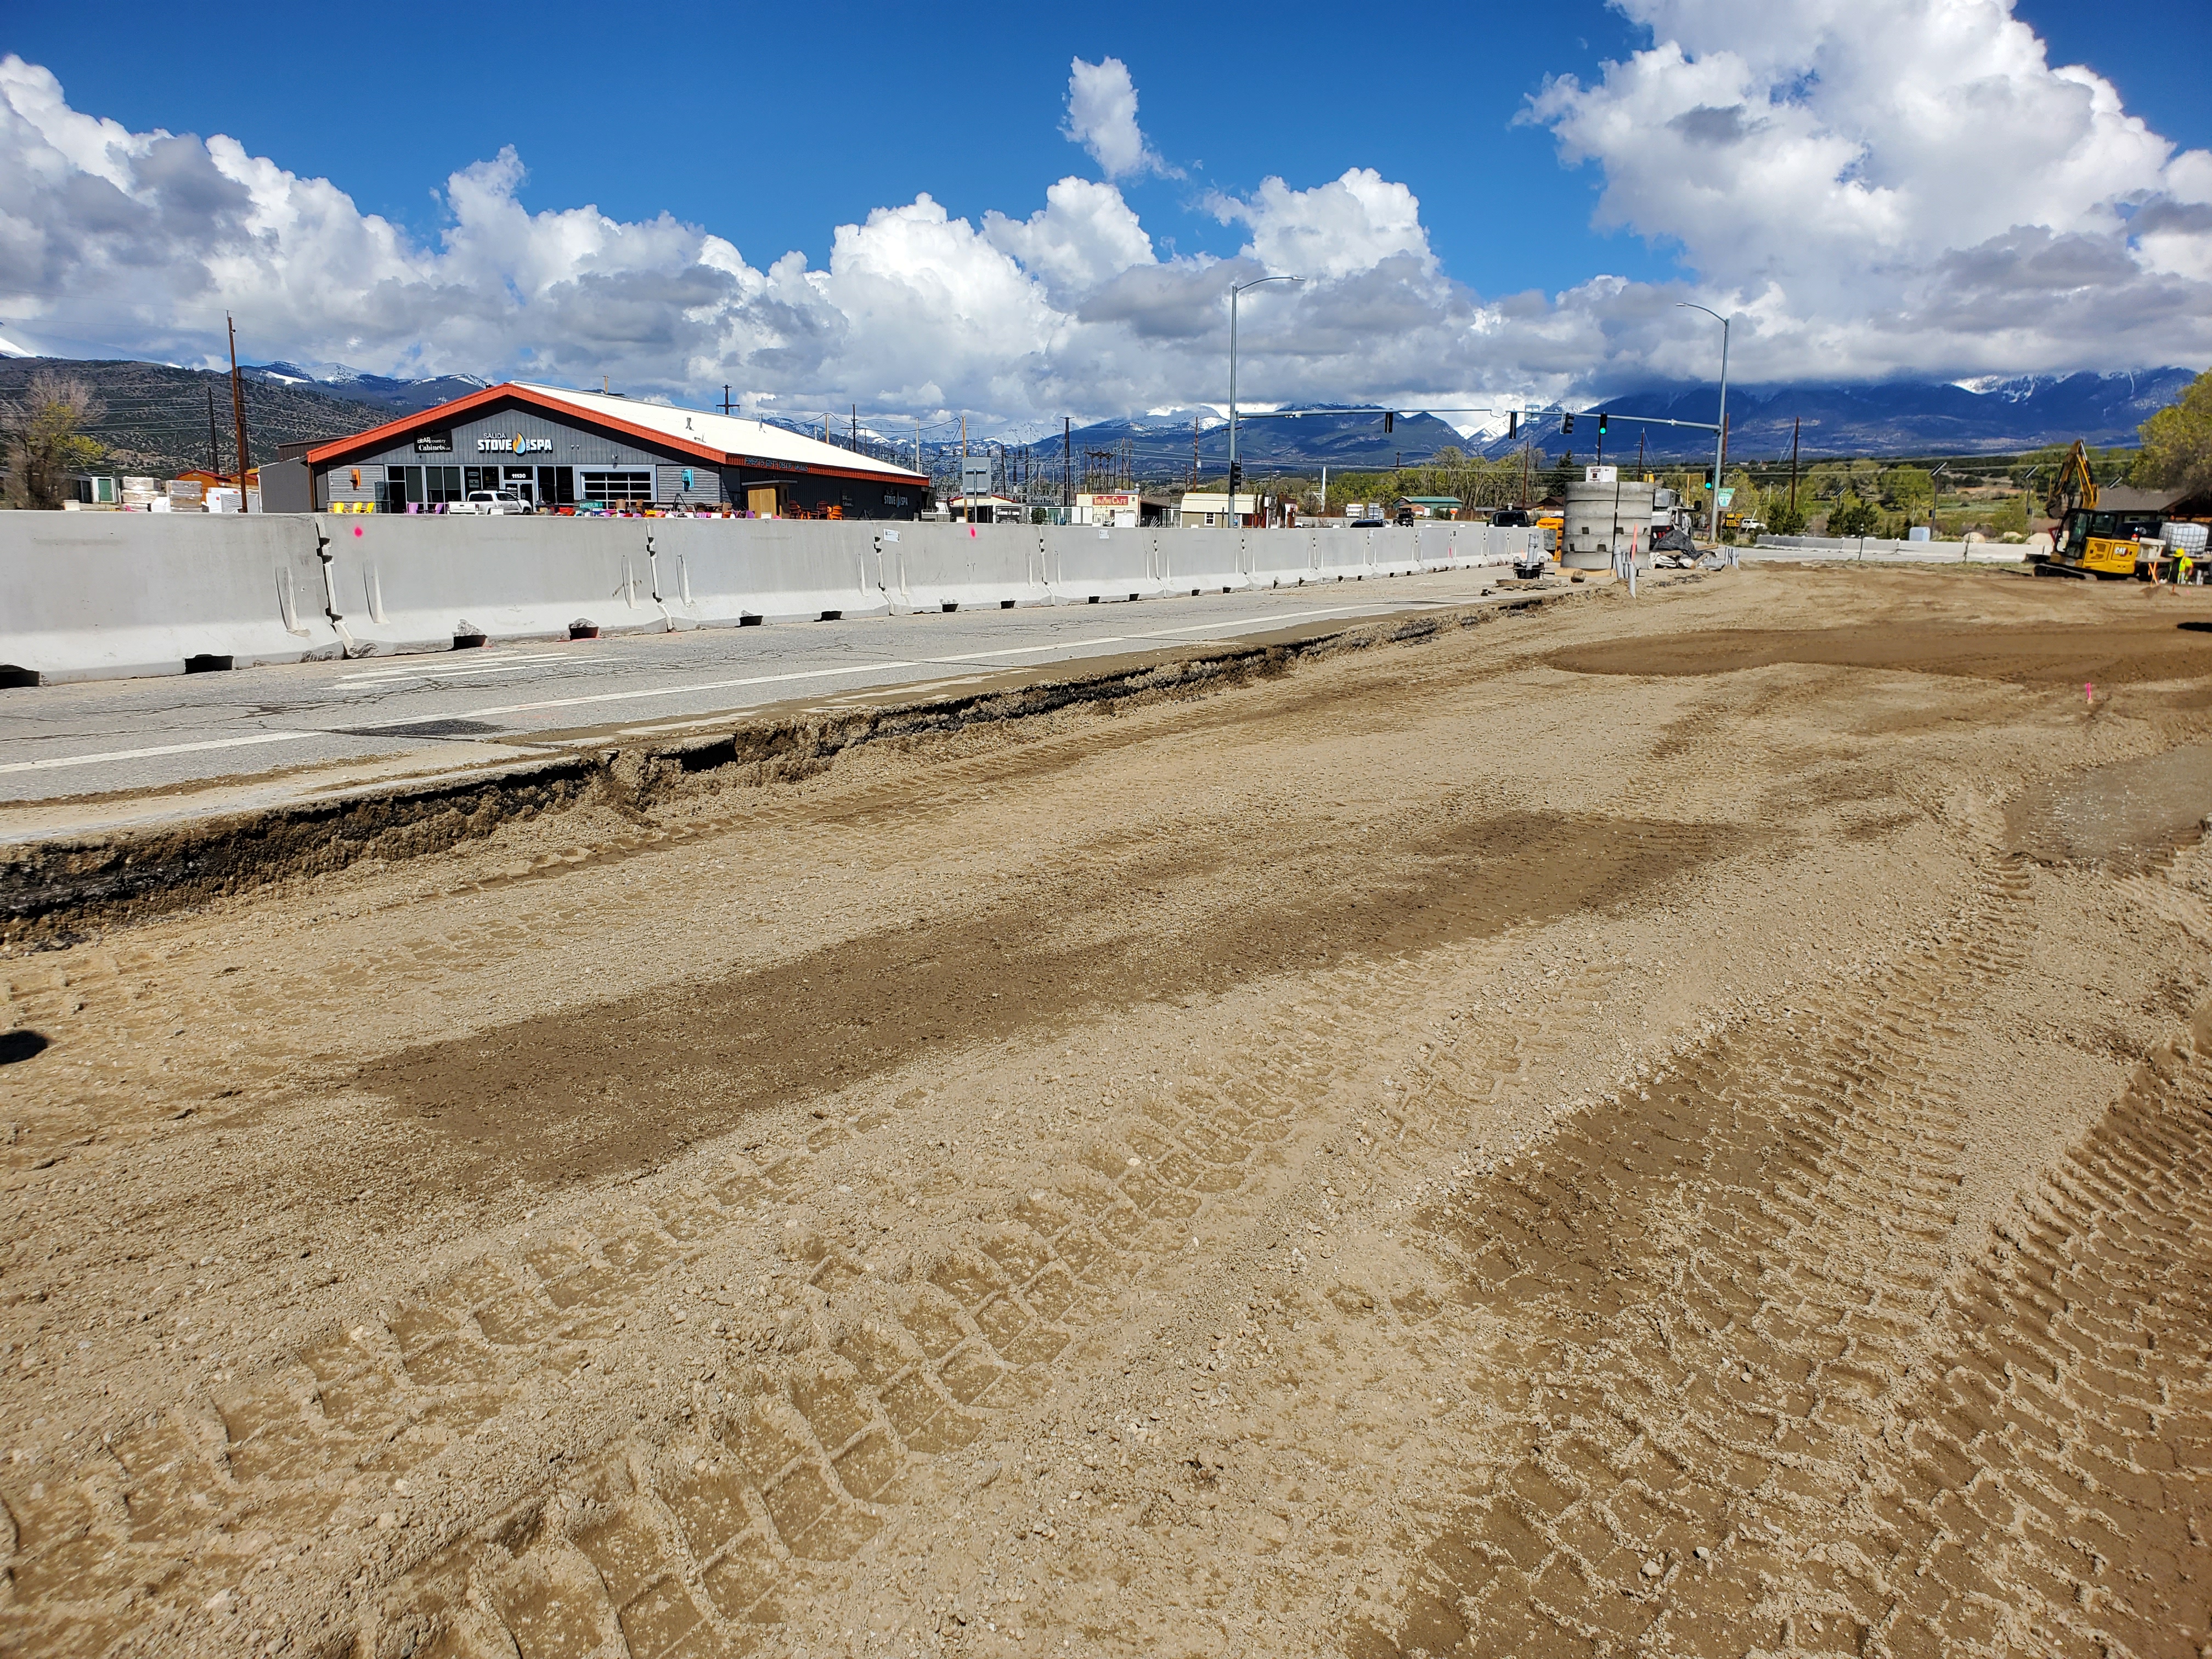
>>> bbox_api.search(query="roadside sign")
[1717,488,1736,508]
[961,461,990,498]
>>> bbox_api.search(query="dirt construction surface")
[6,564,2212,1659]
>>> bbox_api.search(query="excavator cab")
[2047,505,2170,578]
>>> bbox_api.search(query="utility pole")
[1677,303,1731,542]
[1063,417,1071,515]
[1227,274,1301,531]
[225,314,251,492]
[205,384,222,478]
[721,385,734,416]
[1787,416,1801,518]
[961,414,969,526]
[852,403,859,453]
[915,416,921,475]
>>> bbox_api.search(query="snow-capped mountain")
[241,361,490,415]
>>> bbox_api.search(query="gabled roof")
[306,381,930,485]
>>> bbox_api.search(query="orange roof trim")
[303,382,929,486]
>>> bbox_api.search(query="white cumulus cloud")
[1061,57,1176,182]
[1,5,2208,437]
[1214,169,1435,282]
[1530,0,2212,381]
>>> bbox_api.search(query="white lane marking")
[925,640,1125,663]
[322,595,1494,730]
[337,652,575,682]
[339,658,595,686]
[363,660,927,726]
[0,592,1498,776]
[0,731,318,776]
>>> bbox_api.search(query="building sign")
[415,432,453,453]
[477,433,555,454]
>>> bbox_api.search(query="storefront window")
[582,470,654,503]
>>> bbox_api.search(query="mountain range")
[1481,369,2199,465]
[3,354,2196,481]
[1015,369,2199,477]
[0,357,436,478]
[239,360,490,414]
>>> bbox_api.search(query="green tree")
[1724,468,1764,523]
[2131,369,2212,498]
[1767,499,1809,536]
[1882,466,1934,511]
[1829,495,1881,537]
[2,371,105,509]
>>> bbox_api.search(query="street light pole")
[1678,302,1731,544]
[1228,274,1301,528]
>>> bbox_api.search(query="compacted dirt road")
[5,563,2212,1659]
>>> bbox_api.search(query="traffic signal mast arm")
[1228,405,1722,435]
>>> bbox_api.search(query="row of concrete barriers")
[1753,533,2026,562]
[0,514,1543,685]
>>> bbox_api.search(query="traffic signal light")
[1597,412,1609,436]
[1561,413,1575,435]
[1383,411,1395,434]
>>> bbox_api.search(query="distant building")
[1074,491,1138,528]
[1396,495,1462,519]
[1177,490,1257,528]
[946,494,1028,524]
[300,382,929,516]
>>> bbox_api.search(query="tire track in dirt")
[1343,856,2212,1657]
[0,815,1732,1658]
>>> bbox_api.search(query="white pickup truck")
[456,490,531,515]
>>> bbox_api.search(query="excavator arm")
[2046,439,2100,519]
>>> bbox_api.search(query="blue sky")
[3,1,2209,423]
[10,0,2202,304]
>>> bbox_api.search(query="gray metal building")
[302,382,929,517]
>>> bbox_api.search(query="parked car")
[1490,509,1533,527]
[1349,515,1387,528]
[458,490,531,515]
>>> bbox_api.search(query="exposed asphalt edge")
[0,591,1576,949]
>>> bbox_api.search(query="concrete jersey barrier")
[1310,528,1375,582]
[1158,528,1251,595]
[1754,534,2024,562]
[318,515,673,653]
[0,511,1538,688]
[650,518,888,625]
[1368,527,1424,576]
[1043,524,1165,603]
[0,513,340,682]
[883,522,1049,613]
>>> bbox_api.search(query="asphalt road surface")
[0,569,1515,832]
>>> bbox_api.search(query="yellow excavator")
[2035,440,2169,579]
